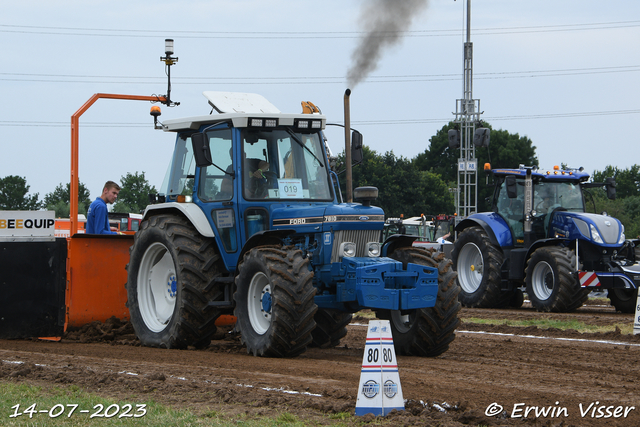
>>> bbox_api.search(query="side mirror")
[505,175,517,198]
[473,128,490,147]
[351,130,363,165]
[605,177,616,200]
[448,129,460,149]
[191,133,212,167]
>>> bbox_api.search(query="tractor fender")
[234,229,296,275]
[381,234,418,257]
[455,213,511,247]
[508,238,569,275]
[142,203,214,238]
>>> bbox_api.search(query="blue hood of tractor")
[549,211,624,247]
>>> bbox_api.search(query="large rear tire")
[234,245,317,357]
[608,288,638,313]
[525,246,589,312]
[310,309,352,349]
[126,215,225,349]
[451,226,511,308]
[381,247,461,357]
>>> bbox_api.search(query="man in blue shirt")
[87,181,121,234]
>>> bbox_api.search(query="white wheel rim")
[248,271,272,335]
[531,261,554,301]
[137,242,177,332]
[457,242,484,293]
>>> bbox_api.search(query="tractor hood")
[549,211,624,247]
[270,203,385,234]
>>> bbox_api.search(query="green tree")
[337,146,455,217]
[0,176,42,210]
[113,172,157,214]
[414,122,538,211]
[44,182,91,217]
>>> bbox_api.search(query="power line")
[1,20,639,39]
[1,65,638,85]
[2,109,639,128]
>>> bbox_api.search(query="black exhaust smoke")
[346,0,430,88]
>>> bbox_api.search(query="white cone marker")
[634,291,640,335]
[355,320,404,416]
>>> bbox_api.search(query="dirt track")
[1,302,639,426]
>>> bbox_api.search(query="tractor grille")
[330,229,382,263]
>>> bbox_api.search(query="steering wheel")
[250,171,278,198]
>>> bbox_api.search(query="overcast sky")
[2,0,639,204]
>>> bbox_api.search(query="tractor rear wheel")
[608,288,638,313]
[126,215,224,349]
[234,245,317,357]
[380,247,461,357]
[311,309,352,349]
[451,226,511,308]
[525,246,589,312]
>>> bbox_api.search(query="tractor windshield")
[533,181,584,214]
[241,128,333,201]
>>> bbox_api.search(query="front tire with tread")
[525,246,588,312]
[234,245,317,357]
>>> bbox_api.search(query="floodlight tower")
[450,0,486,223]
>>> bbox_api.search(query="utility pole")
[451,0,484,223]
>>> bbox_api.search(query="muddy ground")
[1,300,639,426]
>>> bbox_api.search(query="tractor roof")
[161,91,326,132]
[492,166,590,182]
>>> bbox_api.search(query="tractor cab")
[153,92,337,270]
[492,166,595,246]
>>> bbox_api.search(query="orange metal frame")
[66,94,165,330]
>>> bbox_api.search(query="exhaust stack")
[344,89,353,203]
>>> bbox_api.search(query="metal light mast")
[452,0,483,221]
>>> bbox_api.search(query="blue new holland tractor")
[125,92,460,357]
[451,165,640,313]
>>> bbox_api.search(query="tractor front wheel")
[525,246,589,312]
[234,246,317,357]
[608,288,638,313]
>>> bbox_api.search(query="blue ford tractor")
[451,165,640,313]
[125,92,460,357]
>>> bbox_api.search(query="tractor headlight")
[339,242,356,258]
[590,224,604,244]
[619,224,626,244]
[366,242,380,257]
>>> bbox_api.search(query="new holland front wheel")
[381,247,461,357]
[607,288,638,313]
[525,246,589,312]
[234,246,317,357]
[126,215,225,349]
[451,226,511,308]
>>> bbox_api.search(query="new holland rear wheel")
[234,246,317,357]
[525,246,589,312]
[126,215,225,349]
[381,247,461,357]
[451,226,511,308]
